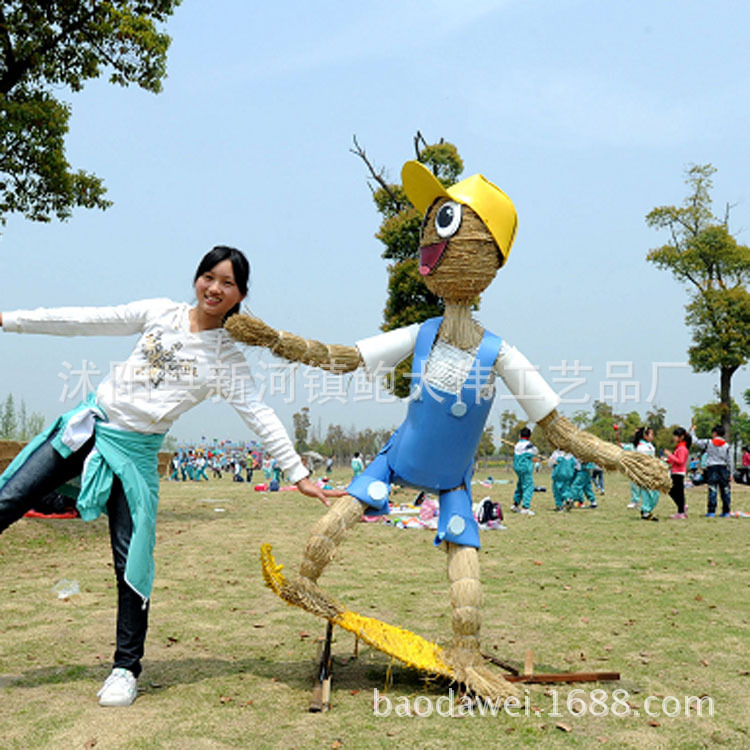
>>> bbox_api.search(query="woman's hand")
[296,477,347,507]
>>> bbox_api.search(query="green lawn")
[1,468,748,749]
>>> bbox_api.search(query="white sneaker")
[520,508,535,516]
[627,502,639,509]
[97,667,138,707]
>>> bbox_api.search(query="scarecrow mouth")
[419,241,448,276]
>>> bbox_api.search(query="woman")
[633,426,659,521]
[0,246,335,707]
[664,427,691,519]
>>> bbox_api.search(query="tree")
[646,164,750,438]
[162,434,178,453]
[26,410,45,438]
[568,403,642,448]
[644,404,674,452]
[692,396,748,460]
[0,1,180,226]
[476,426,496,464]
[497,409,524,459]
[529,423,552,458]
[292,406,310,454]
[619,411,644,445]
[570,410,590,429]
[645,405,667,433]
[583,400,623,442]
[322,423,347,459]
[16,397,27,441]
[352,132,464,396]
[1,394,17,439]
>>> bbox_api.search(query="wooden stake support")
[483,651,620,684]
[309,633,619,713]
[309,621,334,712]
[505,671,621,684]
[524,649,534,677]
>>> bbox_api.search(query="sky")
[2,0,750,445]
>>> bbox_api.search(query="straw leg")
[266,495,367,620]
[299,495,367,582]
[448,543,483,653]
[444,543,518,701]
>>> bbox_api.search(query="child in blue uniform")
[549,449,576,511]
[571,459,597,508]
[512,427,538,515]
[633,427,660,520]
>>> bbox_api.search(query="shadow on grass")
[1,652,456,695]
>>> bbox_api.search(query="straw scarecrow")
[226,161,671,700]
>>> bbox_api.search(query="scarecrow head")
[401,161,518,304]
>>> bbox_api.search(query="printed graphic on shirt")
[138,332,198,387]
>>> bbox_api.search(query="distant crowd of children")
[169,446,269,484]
[512,422,736,522]
[169,448,361,488]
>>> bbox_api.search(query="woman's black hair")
[673,426,692,450]
[633,426,645,446]
[193,245,250,323]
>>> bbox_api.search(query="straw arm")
[539,410,672,492]
[225,313,362,373]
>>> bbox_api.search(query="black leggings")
[0,435,149,677]
[669,473,685,513]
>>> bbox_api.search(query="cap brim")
[401,161,450,214]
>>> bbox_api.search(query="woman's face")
[645,428,654,442]
[194,259,245,322]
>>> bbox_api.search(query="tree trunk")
[719,365,736,440]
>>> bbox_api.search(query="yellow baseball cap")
[401,160,518,266]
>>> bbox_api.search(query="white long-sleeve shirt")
[3,298,307,483]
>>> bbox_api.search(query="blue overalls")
[347,317,503,548]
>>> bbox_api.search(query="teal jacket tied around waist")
[0,394,164,603]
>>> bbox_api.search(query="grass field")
[1,467,748,749]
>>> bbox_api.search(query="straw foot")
[442,646,519,702]
[261,544,343,619]
[260,544,455,679]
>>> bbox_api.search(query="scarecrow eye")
[434,201,462,238]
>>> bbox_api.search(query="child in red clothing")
[739,446,750,484]
[664,427,692,519]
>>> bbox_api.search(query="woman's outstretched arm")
[0,299,174,336]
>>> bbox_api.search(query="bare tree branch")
[413,130,428,159]
[350,134,402,208]
[683,269,704,293]
[723,200,737,227]
[669,224,682,252]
